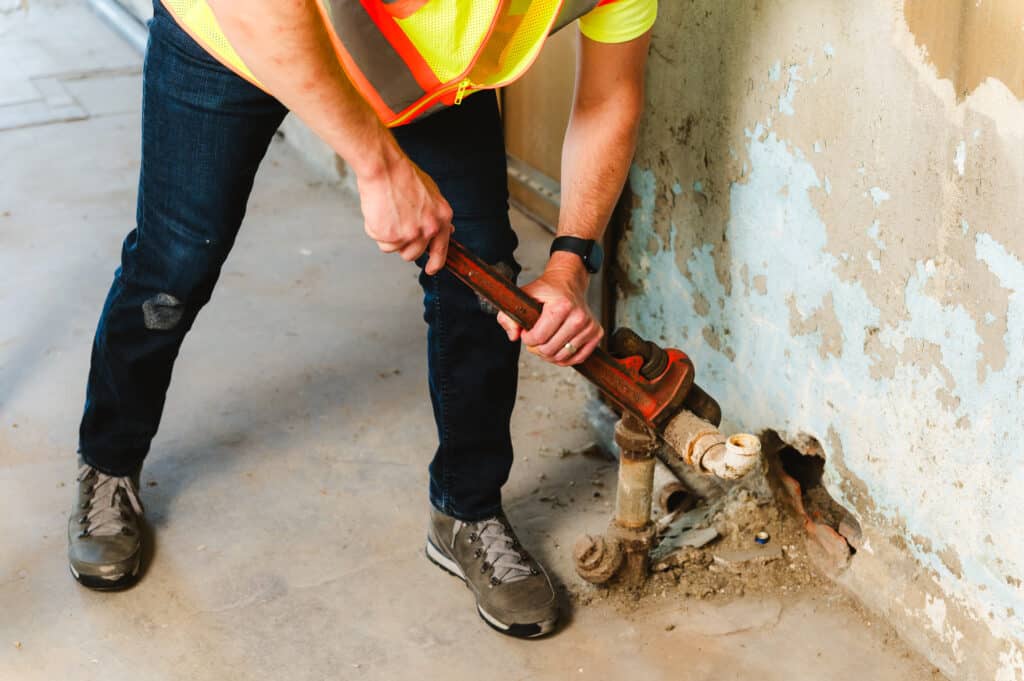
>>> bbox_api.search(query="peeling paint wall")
[619,2,1024,678]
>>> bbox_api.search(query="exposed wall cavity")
[620,1,1024,678]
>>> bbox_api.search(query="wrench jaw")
[605,328,722,429]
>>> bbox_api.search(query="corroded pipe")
[661,410,761,480]
[574,415,658,587]
[575,405,763,588]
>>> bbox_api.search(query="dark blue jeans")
[79,2,520,521]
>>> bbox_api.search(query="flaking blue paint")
[869,187,891,206]
[623,126,1024,644]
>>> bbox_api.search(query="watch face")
[587,242,604,273]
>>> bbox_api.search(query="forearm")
[550,94,642,279]
[559,104,640,240]
[206,0,401,179]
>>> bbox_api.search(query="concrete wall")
[618,1,1023,678]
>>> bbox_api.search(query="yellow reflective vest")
[160,0,657,126]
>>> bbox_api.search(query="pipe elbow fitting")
[701,433,762,480]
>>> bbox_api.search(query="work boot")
[426,507,559,638]
[67,459,144,590]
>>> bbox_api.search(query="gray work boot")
[426,507,559,638]
[67,459,144,590]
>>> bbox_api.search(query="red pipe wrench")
[444,239,720,430]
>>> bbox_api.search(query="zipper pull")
[454,79,471,105]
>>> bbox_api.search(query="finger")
[563,332,603,366]
[398,237,428,262]
[536,309,589,358]
[496,311,522,342]
[377,240,403,254]
[520,299,571,347]
[423,223,452,275]
[552,321,598,364]
[552,326,592,364]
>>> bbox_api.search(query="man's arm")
[206,0,453,273]
[497,29,651,365]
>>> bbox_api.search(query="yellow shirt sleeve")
[578,0,657,44]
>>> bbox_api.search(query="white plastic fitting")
[700,433,762,480]
[661,409,762,481]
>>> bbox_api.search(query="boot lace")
[459,517,536,585]
[77,464,144,537]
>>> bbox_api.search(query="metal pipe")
[86,0,148,54]
[660,409,761,481]
[654,471,693,515]
[614,451,655,528]
[574,415,658,588]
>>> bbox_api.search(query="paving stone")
[0,98,86,131]
[31,76,75,108]
[63,72,141,117]
[0,71,41,107]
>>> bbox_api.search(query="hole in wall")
[760,431,863,573]
[776,443,862,555]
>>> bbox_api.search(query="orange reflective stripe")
[359,0,442,92]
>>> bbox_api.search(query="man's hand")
[356,156,454,275]
[496,254,604,366]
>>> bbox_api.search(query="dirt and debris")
[568,483,829,608]
[650,486,827,600]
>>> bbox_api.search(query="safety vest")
[161,0,621,127]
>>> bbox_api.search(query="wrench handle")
[445,239,543,329]
[444,239,686,425]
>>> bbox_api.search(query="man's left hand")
[495,259,604,366]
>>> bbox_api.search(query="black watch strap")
[550,236,603,274]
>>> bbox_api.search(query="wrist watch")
[550,236,604,274]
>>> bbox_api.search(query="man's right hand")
[356,155,454,275]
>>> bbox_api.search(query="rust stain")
[905,0,1024,100]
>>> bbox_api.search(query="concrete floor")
[1,3,944,680]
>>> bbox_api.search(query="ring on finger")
[563,341,577,355]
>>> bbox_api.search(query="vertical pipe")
[614,454,655,528]
[609,415,659,587]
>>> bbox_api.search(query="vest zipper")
[453,78,472,105]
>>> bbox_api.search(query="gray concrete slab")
[0,3,944,681]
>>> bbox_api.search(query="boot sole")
[425,539,557,639]
[69,560,140,591]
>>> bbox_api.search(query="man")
[69,0,655,638]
